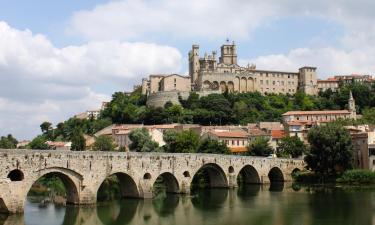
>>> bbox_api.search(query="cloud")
[0,21,182,139]
[68,0,375,78]
[69,0,277,41]
[240,46,375,78]
[69,0,375,45]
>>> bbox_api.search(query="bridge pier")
[260,175,271,184]
[179,177,191,195]
[228,173,238,188]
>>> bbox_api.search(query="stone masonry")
[0,149,304,214]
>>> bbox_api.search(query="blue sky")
[0,0,374,139]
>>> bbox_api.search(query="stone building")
[141,42,319,101]
[188,42,318,96]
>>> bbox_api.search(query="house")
[205,130,250,154]
[46,141,71,151]
[270,130,286,151]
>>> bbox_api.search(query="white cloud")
[240,46,375,78]
[68,0,375,78]
[69,0,277,41]
[0,21,182,139]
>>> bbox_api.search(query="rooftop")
[283,110,350,116]
[209,130,249,138]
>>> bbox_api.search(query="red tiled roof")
[271,130,285,139]
[209,131,249,138]
[282,110,350,116]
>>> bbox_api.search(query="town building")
[317,74,374,92]
[283,91,357,143]
[46,141,71,151]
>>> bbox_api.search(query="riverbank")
[293,169,375,185]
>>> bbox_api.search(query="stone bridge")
[0,150,304,214]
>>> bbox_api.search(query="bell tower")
[348,90,357,119]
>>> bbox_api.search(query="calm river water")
[1,184,375,225]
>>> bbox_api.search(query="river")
[1,184,375,225]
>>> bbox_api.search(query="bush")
[337,170,375,184]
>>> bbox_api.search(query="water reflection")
[1,185,375,225]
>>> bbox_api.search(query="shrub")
[337,170,375,184]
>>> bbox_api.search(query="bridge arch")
[153,172,180,194]
[237,165,261,184]
[28,168,81,205]
[191,163,228,189]
[97,172,139,201]
[268,167,284,183]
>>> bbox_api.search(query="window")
[260,80,263,84]
[232,140,235,145]
[266,80,269,85]
[237,140,239,146]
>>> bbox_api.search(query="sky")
[0,0,375,140]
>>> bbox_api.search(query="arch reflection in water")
[191,189,228,211]
[96,199,139,225]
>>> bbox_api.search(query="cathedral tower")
[219,41,237,65]
[189,45,200,90]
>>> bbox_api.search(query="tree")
[197,137,230,154]
[40,121,52,134]
[29,135,49,150]
[361,108,375,124]
[247,137,273,157]
[93,136,117,151]
[129,128,159,152]
[163,130,200,153]
[71,129,86,151]
[0,134,17,149]
[278,136,306,158]
[305,123,353,176]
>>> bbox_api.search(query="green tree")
[197,137,230,154]
[0,134,18,149]
[93,136,117,151]
[40,121,52,134]
[305,123,353,176]
[70,129,86,151]
[29,135,49,150]
[129,128,159,152]
[362,108,375,124]
[278,135,306,158]
[163,130,200,153]
[247,137,273,157]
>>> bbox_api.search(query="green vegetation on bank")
[337,170,375,184]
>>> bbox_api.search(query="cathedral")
[141,42,319,107]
